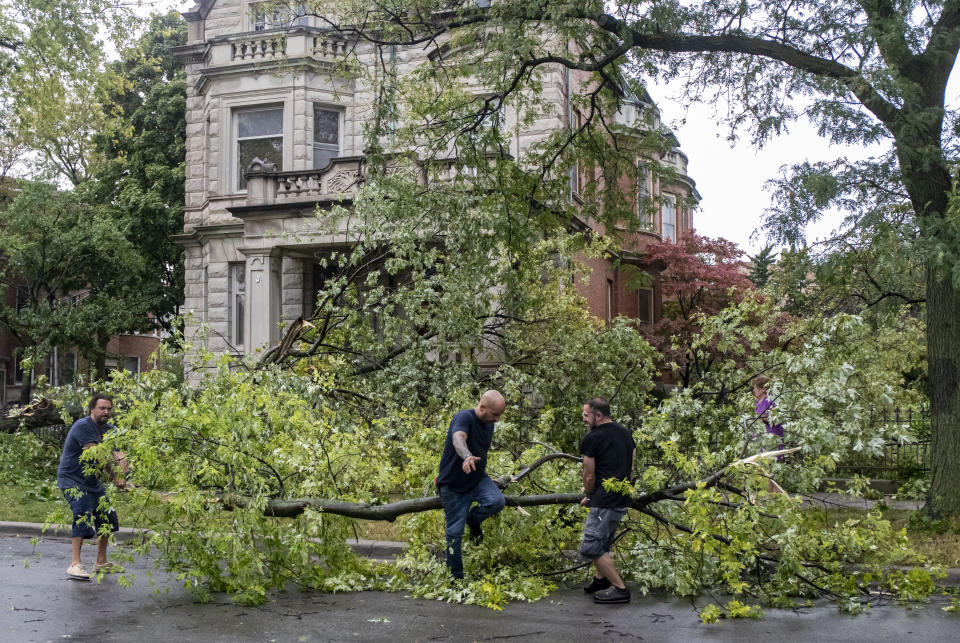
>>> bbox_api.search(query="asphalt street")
[2,534,958,643]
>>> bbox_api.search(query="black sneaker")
[583,576,612,594]
[466,518,483,545]
[593,585,630,604]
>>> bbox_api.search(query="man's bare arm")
[581,456,596,496]
[452,431,472,460]
[452,431,480,473]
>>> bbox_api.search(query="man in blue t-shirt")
[435,390,507,579]
[578,397,636,604]
[57,393,128,580]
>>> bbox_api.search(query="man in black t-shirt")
[436,390,507,579]
[578,397,636,604]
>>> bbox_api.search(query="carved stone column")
[240,248,282,356]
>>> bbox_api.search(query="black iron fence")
[835,406,930,478]
[837,440,931,478]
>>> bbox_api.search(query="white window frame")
[228,262,246,350]
[234,106,284,192]
[661,194,676,242]
[124,356,141,374]
[250,1,309,31]
[637,161,653,227]
[312,105,342,170]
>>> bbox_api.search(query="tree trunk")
[1,399,83,433]
[925,271,960,518]
[893,122,958,518]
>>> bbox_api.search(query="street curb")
[0,521,407,559]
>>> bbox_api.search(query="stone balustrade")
[244,157,364,206]
[664,150,689,175]
[231,34,286,61]
[311,35,350,59]
[211,30,355,67]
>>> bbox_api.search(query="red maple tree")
[639,234,755,387]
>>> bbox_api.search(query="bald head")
[475,389,506,423]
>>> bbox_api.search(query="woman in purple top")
[752,375,785,453]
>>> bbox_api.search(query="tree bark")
[0,399,82,433]
[227,449,789,520]
[925,272,960,517]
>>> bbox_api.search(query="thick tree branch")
[224,447,800,520]
[589,13,903,129]
[1,399,82,433]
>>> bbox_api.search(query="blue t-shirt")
[436,409,495,493]
[57,417,111,493]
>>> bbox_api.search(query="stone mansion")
[172,1,699,364]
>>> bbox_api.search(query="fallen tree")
[0,398,82,434]
[234,449,795,520]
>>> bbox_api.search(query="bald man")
[436,390,507,579]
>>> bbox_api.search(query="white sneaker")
[66,563,90,580]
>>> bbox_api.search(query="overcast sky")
[651,69,960,255]
[155,2,958,256]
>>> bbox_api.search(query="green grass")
[801,506,960,568]
[0,483,65,523]
[0,483,166,528]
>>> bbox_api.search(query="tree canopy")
[298,0,959,517]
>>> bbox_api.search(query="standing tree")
[638,233,755,387]
[0,0,135,183]
[305,0,960,518]
[748,245,776,289]
[0,181,148,397]
[87,12,187,334]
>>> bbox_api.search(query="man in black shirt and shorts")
[579,397,636,604]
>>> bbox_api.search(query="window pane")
[313,145,337,170]
[662,196,676,242]
[663,223,675,242]
[638,289,652,323]
[230,263,246,347]
[238,137,283,189]
[61,353,77,383]
[238,109,283,138]
[124,356,140,373]
[313,109,339,145]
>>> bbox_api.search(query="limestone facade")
[173,1,699,371]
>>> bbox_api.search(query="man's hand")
[461,455,480,474]
[580,496,590,506]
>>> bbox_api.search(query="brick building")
[0,179,162,405]
[172,1,698,373]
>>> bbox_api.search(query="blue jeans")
[438,477,505,578]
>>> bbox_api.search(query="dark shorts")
[61,488,119,539]
[579,506,627,560]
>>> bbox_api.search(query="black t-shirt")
[579,421,636,509]
[436,409,495,493]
